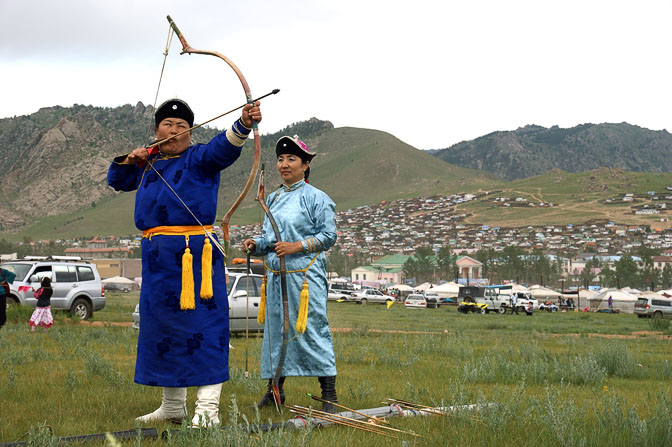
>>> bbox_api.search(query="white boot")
[136,387,187,423]
[192,383,222,428]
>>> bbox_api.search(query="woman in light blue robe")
[243,135,339,412]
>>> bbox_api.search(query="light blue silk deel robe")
[253,180,338,378]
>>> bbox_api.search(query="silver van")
[635,296,672,319]
[1,258,105,319]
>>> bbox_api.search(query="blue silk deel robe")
[252,179,338,378]
[107,120,250,387]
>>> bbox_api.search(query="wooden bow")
[256,167,290,412]
[167,15,261,261]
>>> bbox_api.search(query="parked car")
[405,293,427,309]
[349,288,395,305]
[131,272,264,333]
[327,281,357,301]
[1,258,105,320]
[635,296,672,319]
[423,292,441,308]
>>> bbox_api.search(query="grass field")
[1,293,671,446]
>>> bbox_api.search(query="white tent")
[576,289,598,299]
[102,276,135,284]
[414,282,437,292]
[657,289,672,298]
[390,284,414,292]
[621,287,642,295]
[587,289,637,313]
[638,291,662,299]
[430,282,461,298]
[508,283,529,293]
[102,276,137,291]
[528,285,562,300]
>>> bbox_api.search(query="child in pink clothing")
[29,277,54,331]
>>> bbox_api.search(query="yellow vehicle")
[457,296,489,314]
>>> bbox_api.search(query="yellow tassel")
[296,280,309,333]
[180,245,195,310]
[257,276,266,324]
[200,237,213,299]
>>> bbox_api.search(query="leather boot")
[318,376,339,413]
[253,377,285,409]
[192,383,222,428]
[136,387,187,424]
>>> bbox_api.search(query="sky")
[1,0,671,150]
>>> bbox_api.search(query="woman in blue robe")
[243,135,339,412]
[107,98,262,427]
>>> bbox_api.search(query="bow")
[256,167,290,411]
[167,15,261,260]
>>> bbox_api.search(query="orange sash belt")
[142,225,214,310]
[142,225,213,238]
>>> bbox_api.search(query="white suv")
[1,258,105,320]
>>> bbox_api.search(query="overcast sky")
[1,0,671,149]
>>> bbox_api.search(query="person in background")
[107,98,262,428]
[29,277,54,331]
[525,300,534,316]
[510,293,519,315]
[0,267,16,329]
[242,135,339,413]
[608,295,614,312]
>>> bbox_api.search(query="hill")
[433,123,672,180]
[0,104,494,240]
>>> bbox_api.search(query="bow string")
[167,15,262,262]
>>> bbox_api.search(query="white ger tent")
[587,289,637,313]
[430,282,461,298]
[414,282,437,292]
[102,275,137,291]
[528,285,562,300]
[390,284,414,292]
[509,283,529,293]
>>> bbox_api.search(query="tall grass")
[2,300,671,446]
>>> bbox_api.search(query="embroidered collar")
[281,179,306,192]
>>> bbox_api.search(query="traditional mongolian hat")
[154,98,194,128]
[275,135,316,162]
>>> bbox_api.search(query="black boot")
[318,376,338,413]
[253,377,285,409]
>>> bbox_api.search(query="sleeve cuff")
[226,119,252,147]
[113,154,130,164]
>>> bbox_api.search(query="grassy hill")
[0,125,497,241]
[3,105,672,242]
[459,168,672,229]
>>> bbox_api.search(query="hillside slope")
[0,105,491,238]
[434,123,672,180]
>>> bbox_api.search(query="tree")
[638,252,659,291]
[662,264,672,289]
[413,247,436,283]
[579,257,602,289]
[403,247,435,284]
[614,254,639,289]
[475,249,498,282]
[436,246,456,281]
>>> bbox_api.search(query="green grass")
[1,299,671,446]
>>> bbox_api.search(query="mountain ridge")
[433,122,672,180]
[1,103,670,238]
